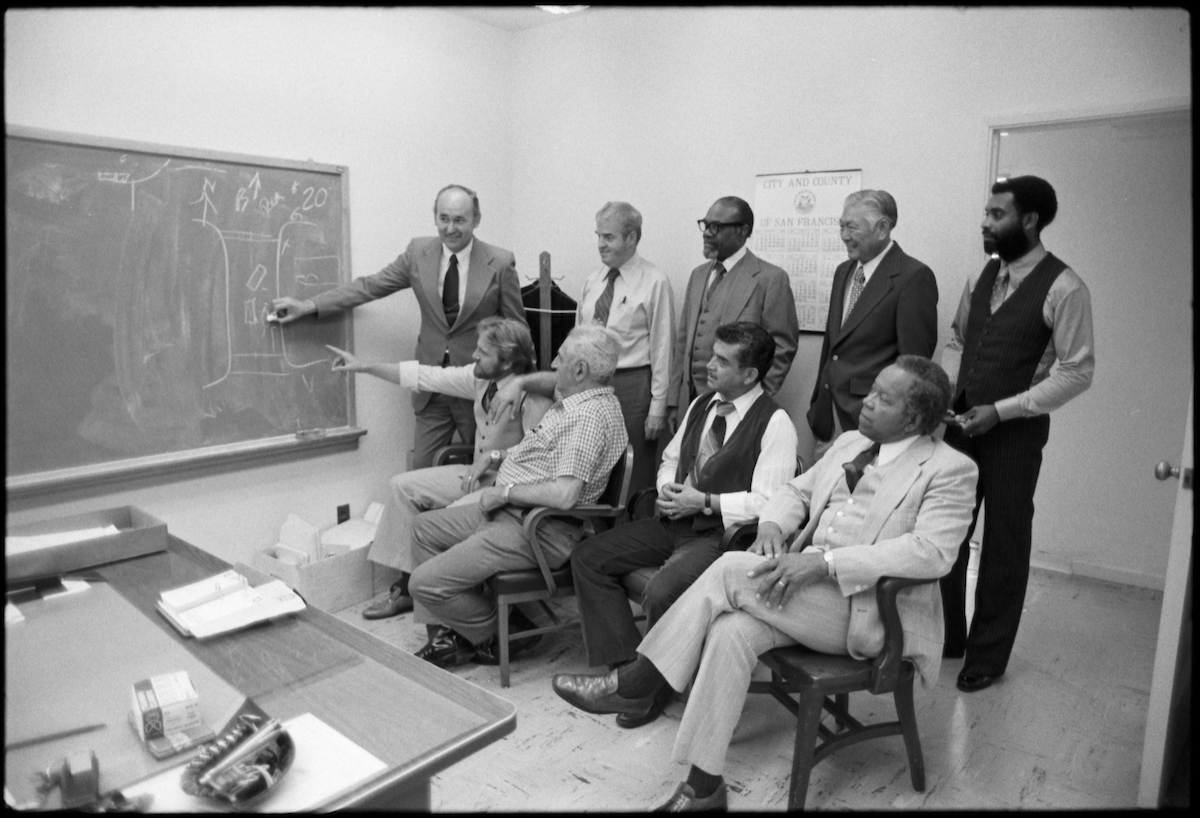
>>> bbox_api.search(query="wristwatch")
[490,449,503,465]
[503,483,513,503]
[823,549,835,576]
[703,493,713,516]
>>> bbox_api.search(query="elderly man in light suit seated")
[551,355,978,812]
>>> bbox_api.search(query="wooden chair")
[749,573,934,810]
[486,443,635,687]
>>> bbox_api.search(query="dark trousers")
[412,392,476,470]
[610,366,658,495]
[941,410,1050,676]
[571,515,726,668]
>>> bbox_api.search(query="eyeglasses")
[697,220,745,235]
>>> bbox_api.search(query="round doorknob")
[1154,461,1181,481]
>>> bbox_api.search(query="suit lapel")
[456,241,493,330]
[719,251,758,318]
[835,243,903,343]
[856,435,934,544]
[420,241,448,332]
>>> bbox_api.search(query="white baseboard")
[1069,560,1165,591]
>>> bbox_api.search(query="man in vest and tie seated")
[551,356,977,811]
[325,316,553,620]
[568,321,797,729]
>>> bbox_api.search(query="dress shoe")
[653,781,728,812]
[551,669,657,716]
[361,583,413,620]
[957,669,1002,692]
[616,681,674,728]
[415,628,476,669]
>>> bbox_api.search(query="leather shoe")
[361,583,413,620]
[551,669,656,716]
[957,669,1001,692]
[616,681,673,728]
[653,781,728,812]
[415,627,476,669]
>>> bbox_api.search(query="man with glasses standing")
[668,197,798,434]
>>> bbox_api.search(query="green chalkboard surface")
[6,127,363,497]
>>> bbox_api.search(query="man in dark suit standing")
[939,176,1094,693]
[668,196,798,433]
[808,189,938,461]
[270,184,527,468]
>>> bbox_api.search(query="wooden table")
[4,535,516,810]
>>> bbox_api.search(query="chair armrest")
[629,488,658,521]
[432,444,474,467]
[520,501,626,596]
[870,575,937,694]
[720,521,758,552]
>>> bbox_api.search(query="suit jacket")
[807,243,938,441]
[312,236,527,410]
[670,249,799,407]
[760,430,978,688]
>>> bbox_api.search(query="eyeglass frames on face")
[697,220,745,235]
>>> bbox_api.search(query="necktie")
[592,267,621,326]
[443,254,460,326]
[482,381,498,414]
[703,262,726,307]
[845,265,866,318]
[692,400,736,482]
[843,442,881,493]
[990,267,1010,313]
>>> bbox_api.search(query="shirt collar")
[877,433,920,466]
[442,240,473,267]
[717,244,748,272]
[716,382,764,418]
[858,240,894,281]
[558,385,615,412]
[1002,240,1047,287]
[604,250,641,278]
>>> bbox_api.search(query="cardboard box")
[6,506,168,583]
[254,542,391,612]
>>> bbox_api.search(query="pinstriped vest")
[954,253,1066,408]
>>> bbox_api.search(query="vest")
[954,253,1067,408]
[676,391,779,531]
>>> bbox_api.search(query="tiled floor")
[335,567,1162,811]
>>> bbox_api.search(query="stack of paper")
[156,571,305,639]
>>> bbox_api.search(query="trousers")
[413,392,476,470]
[367,464,486,572]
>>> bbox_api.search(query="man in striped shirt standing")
[408,323,629,668]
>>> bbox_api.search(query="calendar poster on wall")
[751,169,861,333]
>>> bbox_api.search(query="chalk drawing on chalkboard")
[6,126,359,496]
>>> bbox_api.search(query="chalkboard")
[6,126,363,497]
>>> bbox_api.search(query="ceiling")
[448,6,591,31]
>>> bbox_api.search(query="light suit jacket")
[669,249,799,408]
[807,243,938,441]
[312,236,527,411]
[759,430,978,688]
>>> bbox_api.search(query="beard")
[983,225,1032,262]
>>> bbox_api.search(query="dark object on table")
[180,715,295,808]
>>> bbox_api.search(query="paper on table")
[122,712,387,812]
[5,525,120,555]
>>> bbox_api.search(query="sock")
[686,765,724,799]
[615,654,666,698]
[394,572,410,596]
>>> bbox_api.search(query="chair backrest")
[597,443,635,511]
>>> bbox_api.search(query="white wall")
[505,6,1191,581]
[5,7,1192,583]
[5,7,516,564]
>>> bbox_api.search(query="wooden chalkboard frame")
[6,125,365,498]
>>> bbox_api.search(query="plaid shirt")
[496,386,628,504]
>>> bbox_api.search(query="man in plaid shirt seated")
[408,323,630,669]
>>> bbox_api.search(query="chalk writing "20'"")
[290,186,328,220]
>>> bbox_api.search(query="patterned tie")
[443,254,460,326]
[844,265,866,318]
[703,262,727,307]
[482,381,498,414]
[990,267,1010,314]
[692,400,736,482]
[843,442,881,493]
[592,267,621,326]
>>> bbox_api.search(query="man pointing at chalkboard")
[270,184,527,468]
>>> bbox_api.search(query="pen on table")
[6,723,107,753]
